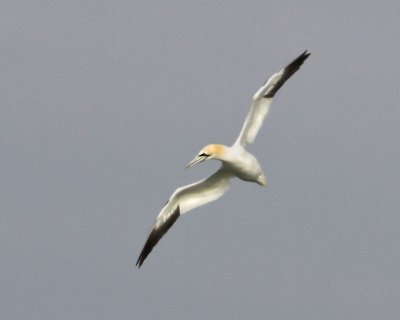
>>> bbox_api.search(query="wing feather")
[235,50,310,146]
[136,168,232,267]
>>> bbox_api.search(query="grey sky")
[1,1,400,319]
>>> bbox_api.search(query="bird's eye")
[199,153,209,157]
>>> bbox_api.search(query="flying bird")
[137,51,310,267]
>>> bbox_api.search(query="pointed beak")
[186,155,207,168]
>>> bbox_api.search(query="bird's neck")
[213,144,234,162]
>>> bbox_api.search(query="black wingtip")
[136,259,144,268]
[136,205,180,269]
[285,50,311,73]
[136,253,143,268]
[263,50,311,98]
[298,50,311,62]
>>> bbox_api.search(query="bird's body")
[223,144,267,185]
[137,51,310,267]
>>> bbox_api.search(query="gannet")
[136,51,310,267]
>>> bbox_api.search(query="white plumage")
[137,51,310,267]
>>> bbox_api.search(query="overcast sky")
[1,1,400,319]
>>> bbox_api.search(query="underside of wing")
[236,98,272,146]
[136,205,180,268]
[174,168,232,214]
[236,50,311,146]
[136,168,232,268]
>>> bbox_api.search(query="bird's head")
[186,144,227,168]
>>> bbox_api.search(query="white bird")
[136,51,310,267]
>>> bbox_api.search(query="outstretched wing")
[136,168,232,267]
[235,50,311,146]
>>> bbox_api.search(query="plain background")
[1,1,400,319]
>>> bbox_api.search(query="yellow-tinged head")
[186,144,227,168]
[202,144,226,157]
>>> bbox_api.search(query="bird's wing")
[136,168,232,267]
[235,50,310,146]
